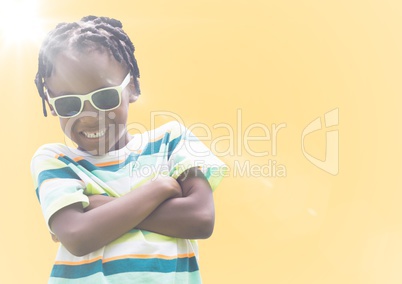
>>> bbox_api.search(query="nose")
[82,100,97,113]
[75,101,101,124]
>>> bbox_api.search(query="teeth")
[82,129,106,138]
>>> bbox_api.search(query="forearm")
[136,195,214,239]
[137,168,215,239]
[67,168,216,242]
[82,191,215,239]
[50,177,179,256]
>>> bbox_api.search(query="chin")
[75,141,110,156]
[74,133,126,155]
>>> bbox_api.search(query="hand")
[152,175,182,198]
[51,233,59,242]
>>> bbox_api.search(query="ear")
[128,77,140,103]
[129,93,139,103]
[45,99,57,116]
[43,86,57,116]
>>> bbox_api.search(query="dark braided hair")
[34,15,140,117]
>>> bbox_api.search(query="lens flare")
[0,0,45,47]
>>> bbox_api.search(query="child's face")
[45,49,137,155]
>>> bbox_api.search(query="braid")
[34,16,140,117]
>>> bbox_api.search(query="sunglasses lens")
[55,97,81,117]
[92,89,120,110]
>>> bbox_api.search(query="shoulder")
[137,121,188,144]
[152,121,187,138]
[127,122,192,154]
[32,143,68,160]
[30,143,83,170]
[30,144,68,182]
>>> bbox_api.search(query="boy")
[31,16,225,283]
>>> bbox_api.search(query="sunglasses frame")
[45,72,131,118]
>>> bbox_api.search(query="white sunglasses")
[45,72,131,118]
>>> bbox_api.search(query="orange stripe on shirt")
[103,252,196,263]
[73,156,84,162]
[95,160,123,167]
[54,256,103,266]
[54,253,195,266]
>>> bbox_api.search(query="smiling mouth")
[81,128,107,139]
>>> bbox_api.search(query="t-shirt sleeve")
[166,122,227,191]
[31,145,89,232]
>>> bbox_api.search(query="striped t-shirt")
[31,121,226,283]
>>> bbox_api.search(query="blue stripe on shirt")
[50,256,199,279]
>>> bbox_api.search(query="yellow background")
[1,0,401,283]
